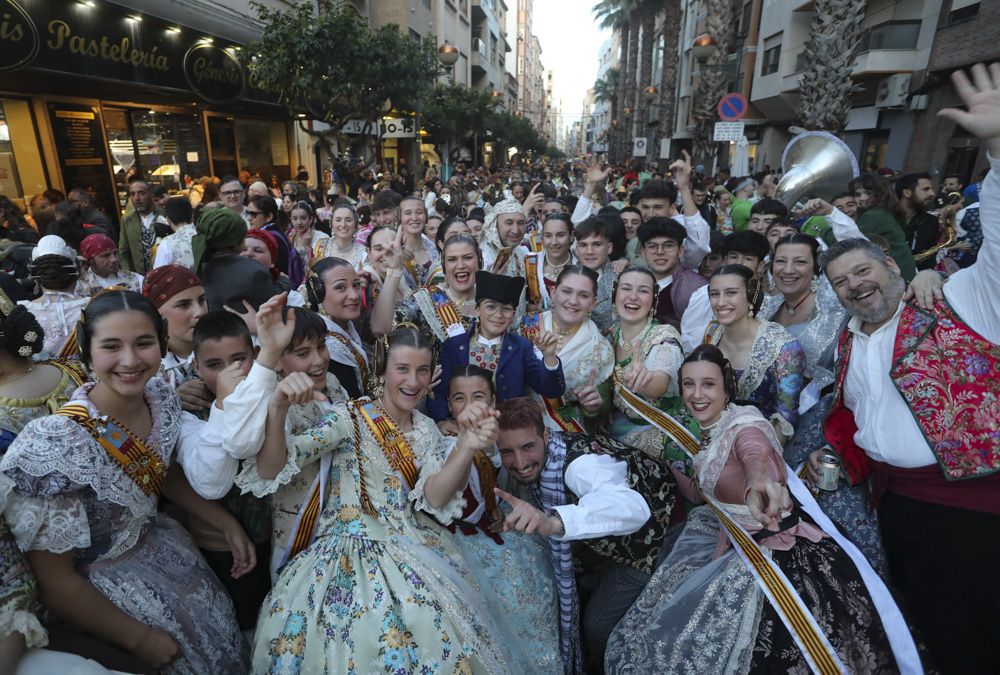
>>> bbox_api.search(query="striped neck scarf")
[534,432,583,674]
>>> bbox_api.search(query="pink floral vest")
[824,301,1000,483]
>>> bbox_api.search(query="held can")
[815,453,841,492]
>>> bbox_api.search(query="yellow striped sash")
[58,330,79,360]
[525,252,542,306]
[357,401,420,491]
[56,403,165,496]
[616,385,846,675]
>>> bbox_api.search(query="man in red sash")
[816,64,1000,674]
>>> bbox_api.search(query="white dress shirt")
[680,285,713,353]
[843,155,1000,468]
[551,453,651,542]
[176,405,237,499]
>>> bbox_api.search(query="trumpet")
[914,192,966,263]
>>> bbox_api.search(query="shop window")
[105,108,209,209]
[236,120,291,184]
[0,99,46,210]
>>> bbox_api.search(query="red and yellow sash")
[358,401,419,488]
[58,330,79,360]
[56,403,165,496]
[525,252,542,306]
[542,396,584,432]
[616,386,846,675]
[426,286,466,339]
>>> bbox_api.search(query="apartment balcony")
[471,38,488,78]
[472,0,487,24]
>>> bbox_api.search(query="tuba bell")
[774,131,860,209]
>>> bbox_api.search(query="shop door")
[208,117,239,179]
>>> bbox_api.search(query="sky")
[532,0,611,137]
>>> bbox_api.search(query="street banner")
[632,136,647,157]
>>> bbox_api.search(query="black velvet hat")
[475,270,525,307]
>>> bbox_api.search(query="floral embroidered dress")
[441,438,562,675]
[605,405,913,674]
[706,319,806,438]
[0,379,247,674]
[395,285,477,349]
[240,401,512,674]
[0,360,86,456]
[0,472,45,650]
[608,323,693,461]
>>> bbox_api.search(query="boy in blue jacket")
[430,270,565,432]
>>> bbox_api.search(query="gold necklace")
[375,397,411,434]
[551,317,578,352]
[617,321,651,353]
[444,285,475,312]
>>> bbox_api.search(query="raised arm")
[370,227,408,337]
[939,63,1000,341]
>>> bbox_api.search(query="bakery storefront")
[0,0,298,225]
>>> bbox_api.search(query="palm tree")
[796,0,865,132]
[635,0,659,163]
[692,0,737,167]
[655,0,683,164]
[593,0,634,161]
[594,67,620,154]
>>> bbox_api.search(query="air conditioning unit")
[875,73,911,109]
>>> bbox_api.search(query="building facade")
[0,0,302,224]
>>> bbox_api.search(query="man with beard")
[494,397,679,674]
[895,172,941,270]
[813,63,1000,675]
[480,198,528,276]
[77,233,144,295]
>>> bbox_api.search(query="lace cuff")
[235,452,300,498]
[0,605,46,647]
[5,493,90,554]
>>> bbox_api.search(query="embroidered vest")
[550,433,676,573]
[824,301,1000,483]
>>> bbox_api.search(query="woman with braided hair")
[234,298,512,673]
[17,236,87,360]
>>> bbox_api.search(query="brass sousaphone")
[774,131,859,209]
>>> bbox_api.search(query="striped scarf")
[533,432,583,674]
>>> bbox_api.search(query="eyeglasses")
[643,241,678,253]
[220,189,243,197]
[480,301,515,317]
[247,210,264,217]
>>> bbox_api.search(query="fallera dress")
[240,400,512,674]
[0,379,248,674]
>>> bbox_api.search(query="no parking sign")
[717,93,748,121]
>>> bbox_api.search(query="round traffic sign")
[717,93,748,121]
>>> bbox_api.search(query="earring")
[810,276,820,293]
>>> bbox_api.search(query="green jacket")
[857,207,916,281]
[118,208,165,273]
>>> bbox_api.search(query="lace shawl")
[0,379,181,560]
[543,311,613,401]
[707,319,805,436]
[694,404,785,531]
[761,279,846,391]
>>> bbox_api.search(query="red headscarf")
[143,264,201,308]
[80,233,117,260]
[244,229,280,280]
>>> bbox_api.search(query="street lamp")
[643,85,658,103]
[438,42,460,67]
[692,33,718,62]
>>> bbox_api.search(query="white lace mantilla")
[0,379,180,559]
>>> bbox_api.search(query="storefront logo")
[0,0,39,72]
[184,43,244,104]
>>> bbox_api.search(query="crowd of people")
[0,64,996,675]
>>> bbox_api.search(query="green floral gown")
[240,401,511,675]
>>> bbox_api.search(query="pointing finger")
[494,487,520,507]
